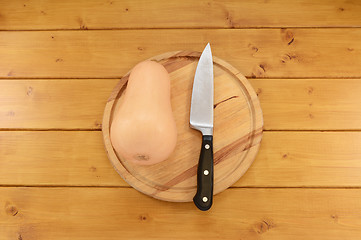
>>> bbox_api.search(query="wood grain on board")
[0,0,360,30]
[1,131,360,187]
[0,29,361,78]
[103,52,263,202]
[1,79,360,130]
[1,187,361,240]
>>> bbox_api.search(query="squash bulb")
[110,61,177,165]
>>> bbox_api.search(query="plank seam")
[0,129,101,131]
[1,77,361,80]
[1,27,361,31]
[0,129,360,132]
[0,185,361,189]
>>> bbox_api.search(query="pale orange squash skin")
[110,61,177,165]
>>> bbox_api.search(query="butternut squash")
[110,61,177,165]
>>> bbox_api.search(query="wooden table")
[1,1,361,239]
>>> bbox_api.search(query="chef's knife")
[190,43,214,211]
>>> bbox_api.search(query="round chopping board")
[102,50,263,202]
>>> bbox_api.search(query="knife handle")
[193,135,214,211]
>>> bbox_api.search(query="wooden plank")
[250,79,361,130]
[240,132,361,187]
[1,187,361,239]
[1,131,361,187]
[1,79,360,130]
[0,29,361,78]
[0,79,117,129]
[0,0,360,30]
[0,131,124,186]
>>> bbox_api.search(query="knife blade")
[190,43,214,211]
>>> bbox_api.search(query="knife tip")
[204,43,212,54]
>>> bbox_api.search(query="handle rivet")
[205,144,210,150]
[202,197,208,202]
[204,170,209,175]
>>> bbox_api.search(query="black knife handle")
[193,135,214,211]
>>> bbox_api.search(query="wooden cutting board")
[102,51,263,202]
